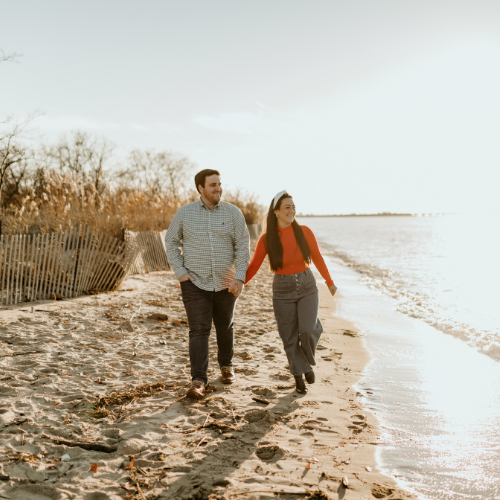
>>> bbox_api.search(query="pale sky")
[1,0,500,214]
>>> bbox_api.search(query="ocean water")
[299,214,500,360]
[298,215,500,499]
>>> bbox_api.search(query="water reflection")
[331,260,500,499]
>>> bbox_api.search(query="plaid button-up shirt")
[165,199,250,292]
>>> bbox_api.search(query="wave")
[323,249,500,362]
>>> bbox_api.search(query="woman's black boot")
[294,375,307,394]
[305,369,315,384]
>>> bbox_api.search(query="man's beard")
[208,192,221,203]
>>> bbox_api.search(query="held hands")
[179,274,244,297]
[229,279,244,297]
[329,284,338,296]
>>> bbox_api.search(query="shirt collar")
[198,197,220,210]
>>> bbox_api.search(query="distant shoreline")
[297,212,414,217]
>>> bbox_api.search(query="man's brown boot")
[220,366,235,384]
[186,379,205,399]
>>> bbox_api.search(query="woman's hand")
[328,284,337,296]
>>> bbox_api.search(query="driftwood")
[252,397,270,405]
[116,404,164,424]
[41,433,118,453]
[0,350,42,358]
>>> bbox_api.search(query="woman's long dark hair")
[266,193,311,271]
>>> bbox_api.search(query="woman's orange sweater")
[244,224,334,287]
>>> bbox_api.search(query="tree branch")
[0,50,23,64]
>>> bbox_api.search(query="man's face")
[199,174,222,204]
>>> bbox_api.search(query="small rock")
[117,438,145,455]
[120,320,134,332]
[343,330,358,337]
[147,313,169,321]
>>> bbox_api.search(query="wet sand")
[0,265,415,500]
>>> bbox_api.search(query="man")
[165,169,250,399]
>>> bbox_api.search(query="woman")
[245,191,337,394]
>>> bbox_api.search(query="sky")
[1,0,500,214]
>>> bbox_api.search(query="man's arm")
[165,209,190,280]
[229,208,250,295]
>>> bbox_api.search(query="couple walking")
[165,169,337,398]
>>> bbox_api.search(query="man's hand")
[329,284,338,296]
[179,273,194,282]
[229,279,244,297]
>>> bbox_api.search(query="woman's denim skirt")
[272,268,323,376]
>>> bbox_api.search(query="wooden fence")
[0,222,263,306]
[0,226,141,306]
[124,230,169,275]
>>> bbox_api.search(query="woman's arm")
[303,227,334,287]
[244,234,268,284]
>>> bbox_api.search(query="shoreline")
[0,266,415,499]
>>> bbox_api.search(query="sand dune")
[0,267,415,500]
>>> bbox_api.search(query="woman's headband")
[273,190,289,209]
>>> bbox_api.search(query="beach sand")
[0,265,416,500]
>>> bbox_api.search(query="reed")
[1,170,264,238]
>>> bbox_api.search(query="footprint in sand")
[256,445,285,462]
[272,371,291,381]
[251,387,276,398]
[244,409,279,431]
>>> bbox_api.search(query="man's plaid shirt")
[165,199,250,292]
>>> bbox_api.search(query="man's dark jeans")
[180,280,237,385]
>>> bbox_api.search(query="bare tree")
[121,149,195,199]
[0,49,22,64]
[46,131,115,194]
[0,113,40,205]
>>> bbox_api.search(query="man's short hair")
[195,169,221,193]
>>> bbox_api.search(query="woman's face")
[274,197,295,226]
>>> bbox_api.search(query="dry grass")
[1,170,264,238]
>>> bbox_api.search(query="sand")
[0,265,416,500]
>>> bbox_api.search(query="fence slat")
[0,236,4,305]
[32,235,42,302]
[93,236,119,291]
[106,241,127,291]
[7,236,18,305]
[44,233,56,300]
[39,233,50,300]
[77,226,92,295]
[74,226,87,295]
[63,228,76,299]
[34,234,45,301]
[89,233,113,291]
[150,231,161,271]
[84,231,104,292]
[46,231,59,299]
[48,231,62,299]
[71,226,83,297]
[146,232,155,271]
[97,236,123,291]
[54,230,68,298]
[25,234,34,301]
[4,236,11,305]
[15,235,24,303]
[60,228,72,298]
[79,227,97,294]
